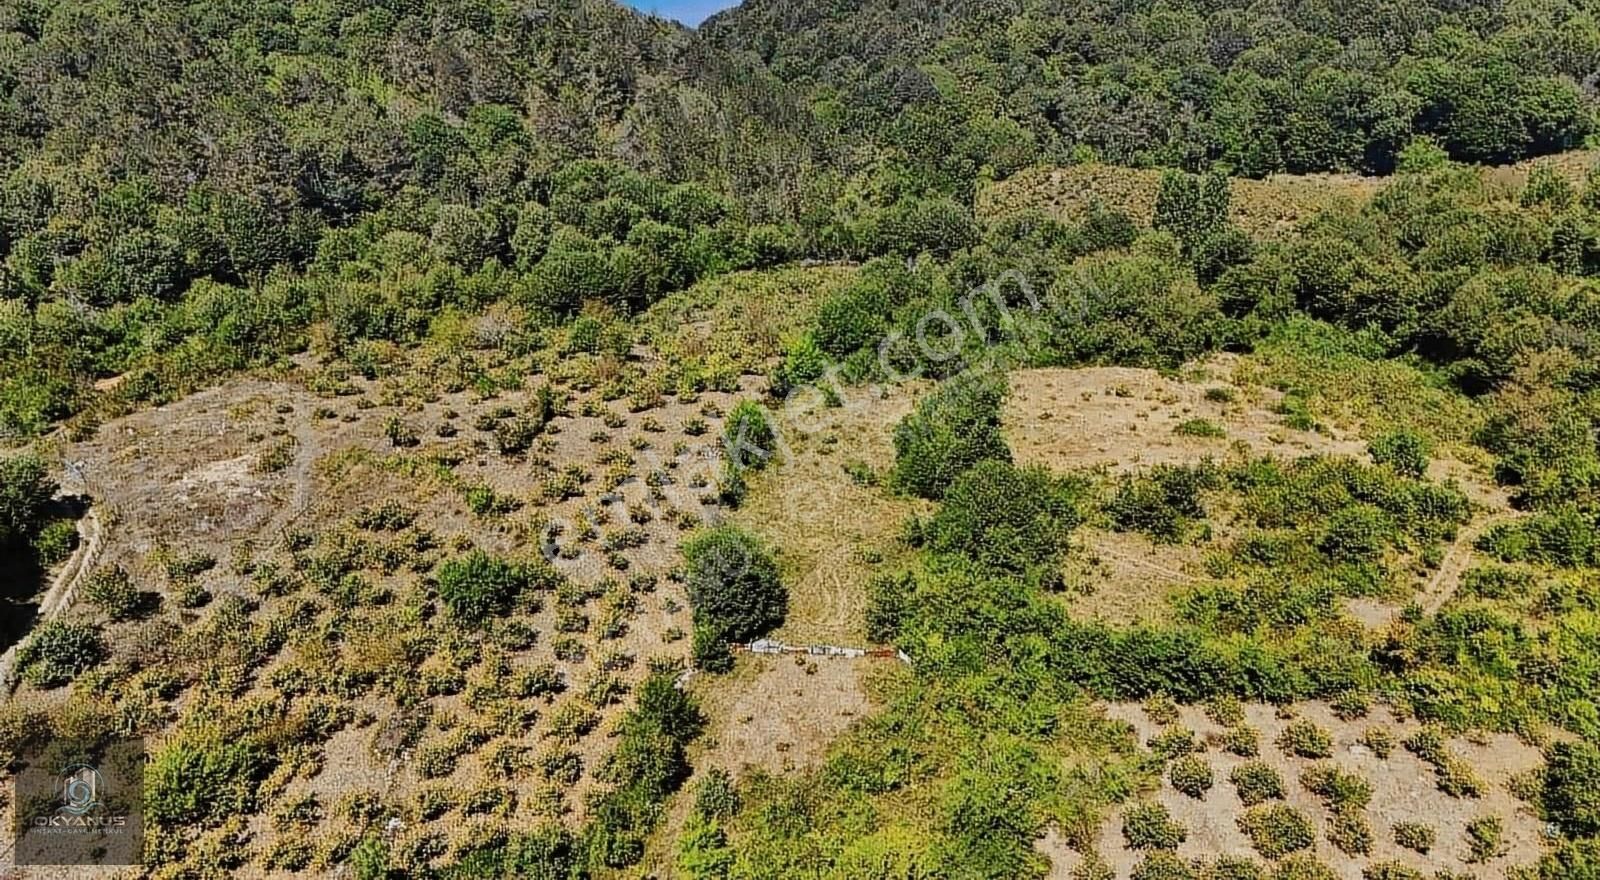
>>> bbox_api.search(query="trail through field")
[1416,511,1525,615]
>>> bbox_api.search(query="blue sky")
[624,0,739,26]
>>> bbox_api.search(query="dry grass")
[731,384,931,645]
[980,149,1600,237]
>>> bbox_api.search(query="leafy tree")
[890,372,1011,500]
[681,525,787,648]
[0,453,54,548]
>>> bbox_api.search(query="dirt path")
[0,506,103,692]
[1415,511,1524,615]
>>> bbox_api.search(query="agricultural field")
[5,0,1600,876]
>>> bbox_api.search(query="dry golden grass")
[979,150,1600,237]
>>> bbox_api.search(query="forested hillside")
[0,0,834,435]
[705,0,1596,182]
[7,0,1600,878]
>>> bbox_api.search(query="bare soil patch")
[1004,361,1367,476]
[1081,701,1546,879]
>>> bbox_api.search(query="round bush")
[1169,755,1214,799]
[890,373,1011,500]
[1277,719,1334,759]
[1122,802,1187,851]
[927,460,1080,575]
[17,619,105,688]
[83,564,143,621]
[682,525,786,646]
[1229,762,1285,806]
[1237,804,1314,859]
[1392,821,1434,854]
[1130,851,1196,880]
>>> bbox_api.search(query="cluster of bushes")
[452,668,704,876]
[890,372,1011,500]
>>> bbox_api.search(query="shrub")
[1271,855,1337,880]
[145,734,268,826]
[1544,740,1600,837]
[1299,763,1372,811]
[1237,804,1314,859]
[1277,719,1333,759]
[722,400,776,476]
[31,518,77,565]
[1465,815,1504,863]
[435,551,540,625]
[0,453,55,548]
[692,768,740,820]
[1368,431,1430,478]
[1106,462,1218,543]
[1229,762,1285,806]
[1205,858,1265,880]
[1175,419,1225,439]
[864,571,912,644]
[682,525,786,649]
[1223,725,1260,757]
[16,620,105,688]
[813,284,887,357]
[926,460,1081,576]
[890,373,1011,500]
[1131,851,1197,880]
[1325,808,1372,856]
[1391,821,1434,854]
[494,419,541,455]
[1360,863,1423,880]
[1359,727,1393,758]
[1169,755,1213,798]
[1317,504,1392,563]
[83,564,144,620]
[1122,802,1186,850]
[1204,695,1245,727]
[1149,726,1199,760]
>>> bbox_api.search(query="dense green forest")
[706,0,1597,180]
[6,0,1600,877]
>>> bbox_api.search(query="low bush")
[1203,857,1264,880]
[1544,740,1600,837]
[17,620,105,687]
[1325,807,1372,856]
[1391,821,1434,854]
[722,400,776,476]
[1175,419,1226,439]
[1300,763,1372,811]
[435,551,549,625]
[1367,430,1430,478]
[1131,851,1197,880]
[1229,762,1285,806]
[1237,804,1314,859]
[1360,863,1424,880]
[1464,815,1504,863]
[83,564,145,621]
[1169,755,1214,798]
[1123,802,1187,850]
[1106,462,1219,543]
[1271,855,1337,880]
[1277,719,1333,758]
